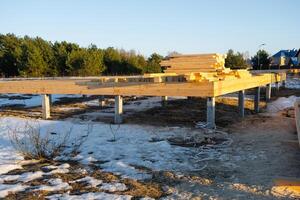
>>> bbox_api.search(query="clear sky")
[0,0,299,57]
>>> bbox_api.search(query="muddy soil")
[159,114,300,199]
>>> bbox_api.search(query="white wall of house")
[271,57,287,66]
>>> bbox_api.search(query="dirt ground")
[159,113,300,199]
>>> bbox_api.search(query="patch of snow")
[0,94,83,108]
[0,171,43,184]
[285,77,300,89]
[0,117,199,180]
[47,163,70,174]
[100,182,127,192]
[70,176,102,188]
[46,192,132,200]
[0,119,24,175]
[267,96,299,113]
[0,183,28,198]
[35,178,71,192]
[0,164,22,176]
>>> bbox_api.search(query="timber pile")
[78,53,275,87]
[160,53,227,74]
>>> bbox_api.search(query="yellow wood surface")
[0,72,286,97]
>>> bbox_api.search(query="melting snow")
[267,96,299,113]
[70,176,103,188]
[0,183,28,198]
[35,178,71,192]
[100,182,127,192]
[46,192,132,200]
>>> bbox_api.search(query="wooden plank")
[0,72,286,98]
[167,53,220,58]
[213,73,285,96]
[0,80,215,97]
[273,178,300,198]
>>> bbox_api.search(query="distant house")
[271,49,299,66]
[297,49,300,66]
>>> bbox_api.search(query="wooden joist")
[0,72,286,97]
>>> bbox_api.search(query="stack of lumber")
[160,53,227,74]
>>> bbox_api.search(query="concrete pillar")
[207,97,216,129]
[266,84,271,101]
[114,95,123,124]
[282,80,286,88]
[161,96,168,106]
[49,94,52,106]
[275,82,280,91]
[254,87,260,113]
[42,94,51,119]
[238,90,245,117]
[99,96,106,107]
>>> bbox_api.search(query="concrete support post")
[161,96,168,106]
[254,87,260,113]
[266,84,271,101]
[282,80,286,88]
[207,97,216,129]
[275,82,280,91]
[238,90,245,118]
[99,95,106,107]
[49,94,52,106]
[114,95,123,124]
[42,94,51,119]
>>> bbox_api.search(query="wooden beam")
[42,94,51,119]
[0,72,286,98]
[0,80,215,97]
[213,73,285,96]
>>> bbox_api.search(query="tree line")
[0,33,272,77]
[0,34,163,77]
[225,49,270,70]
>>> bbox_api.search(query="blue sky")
[0,0,299,57]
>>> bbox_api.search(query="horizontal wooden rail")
[0,73,286,97]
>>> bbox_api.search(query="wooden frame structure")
[0,71,286,128]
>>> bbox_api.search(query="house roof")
[272,49,299,58]
[296,49,300,57]
[289,57,298,65]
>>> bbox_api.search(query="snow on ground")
[267,96,299,113]
[47,192,132,200]
[0,94,83,108]
[285,76,300,89]
[0,121,24,175]
[0,183,28,198]
[70,176,103,187]
[100,182,127,192]
[0,115,200,198]
[79,96,186,121]
[35,178,71,192]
